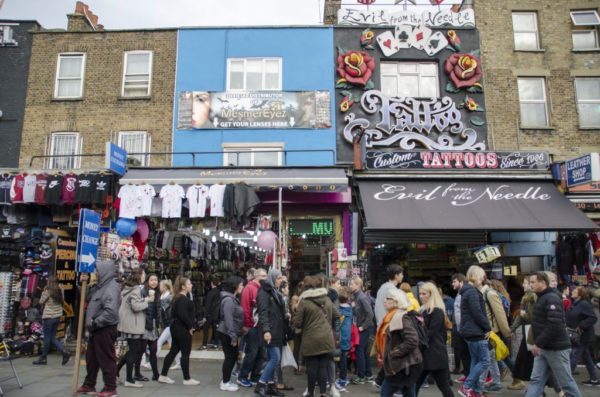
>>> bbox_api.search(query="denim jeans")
[42,317,65,357]
[339,350,349,381]
[479,346,501,388]
[260,345,281,384]
[239,327,264,382]
[524,348,582,397]
[356,327,373,378]
[380,378,415,397]
[570,343,599,381]
[465,339,491,393]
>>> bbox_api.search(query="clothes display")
[159,184,186,218]
[208,184,226,217]
[74,173,95,204]
[10,174,25,203]
[556,232,600,283]
[118,184,142,219]
[91,173,112,206]
[0,174,13,205]
[44,174,63,205]
[61,173,78,205]
[34,174,48,205]
[186,184,210,218]
[138,184,156,216]
[23,174,37,203]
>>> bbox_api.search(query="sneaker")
[334,381,347,392]
[371,380,381,391]
[364,375,374,382]
[507,381,526,390]
[183,378,201,386]
[456,375,467,383]
[392,394,403,397]
[123,381,143,388]
[458,385,474,397]
[170,363,181,370]
[232,369,239,377]
[350,377,365,385]
[583,380,600,387]
[237,378,253,388]
[220,381,239,391]
[596,362,600,370]
[199,345,208,350]
[77,385,96,395]
[422,382,429,388]
[330,385,341,397]
[158,375,175,384]
[62,351,71,366]
[484,384,502,393]
[94,391,117,397]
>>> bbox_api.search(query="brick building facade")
[19,4,176,169]
[474,0,600,161]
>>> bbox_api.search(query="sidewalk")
[2,353,599,397]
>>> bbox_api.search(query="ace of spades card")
[424,31,449,56]
[376,31,400,57]
[394,25,413,49]
[409,25,432,51]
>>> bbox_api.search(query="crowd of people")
[31,257,600,397]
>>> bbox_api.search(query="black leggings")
[161,325,192,380]
[416,368,455,397]
[122,338,145,382]
[203,321,218,346]
[305,354,330,396]
[220,333,239,383]
[135,339,159,379]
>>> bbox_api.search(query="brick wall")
[474,0,600,161]
[20,28,177,168]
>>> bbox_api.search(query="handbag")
[566,327,581,346]
[281,343,298,369]
[488,331,509,361]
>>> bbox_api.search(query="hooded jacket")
[294,288,339,357]
[383,310,423,377]
[218,291,244,342]
[117,285,148,335]
[85,260,121,333]
[257,280,286,347]
[566,298,597,345]
[459,283,491,341]
[531,287,571,350]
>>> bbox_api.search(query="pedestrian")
[254,268,286,397]
[275,280,294,392]
[291,281,305,375]
[138,273,160,381]
[416,282,455,397]
[523,271,582,397]
[201,275,221,350]
[457,265,491,397]
[508,274,536,390]
[335,287,353,392]
[566,286,599,387]
[488,279,514,381]
[294,275,340,397]
[400,282,421,312]
[237,268,267,387]
[451,273,470,380]
[77,260,121,397]
[33,276,71,366]
[218,276,245,392]
[349,276,375,385]
[158,276,200,386]
[156,279,181,370]
[379,288,423,397]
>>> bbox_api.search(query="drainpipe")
[353,127,366,171]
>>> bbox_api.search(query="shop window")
[122,51,153,97]
[226,58,282,91]
[574,78,600,127]
[48,132,82,169]
[512,12,541,51]
[380,62,439,98]
[570,10,600,50]
[517,77,550,128]
[118,131,151,166]
[54,53,86,98]
[223,143,283,166]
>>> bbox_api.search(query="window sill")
[579,127,600,130]
[51,97,83,102]
[572,48,600,53]
[519,125,555,131]
[118,95,152,101]
[514,48,546,53]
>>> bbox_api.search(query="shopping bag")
[281,343,297,369]
[524,325,534,352]
[489,331,509,361]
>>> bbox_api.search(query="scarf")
[376,308,398,355]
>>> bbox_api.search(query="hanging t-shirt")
[34,174,48,205]
[0,174,13,205]
[186,184,210,218]
[61,173,78,204]
[91,174,112,205]
[208,184,226,217]
[23,174,37,203]
[138,184,156,216]
[10,174,25,203]
[118,184,142,219]
[159,184,185,218]
[74,173,95,204]
[44,174,64,205]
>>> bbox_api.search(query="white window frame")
[380,62,439,98]
[517,77,550,128]
[226,58,282,91]
[54,53,86,99]
[512,12,541,51]
[574,78,600,128]
[118,131,151,166]
[570,10,600,26]
[222,143,284,166]
[48,132,82,169]
[121,51,153,97]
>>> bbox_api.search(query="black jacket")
[205,286,221,323]
[566,298,598,345]
[531,288,571,350]
[422,307,449,371]
[353,290,375,330]
[459,283,491,341]
[257,281,286,347]
[171,294,195,331]
[142,287,160,332]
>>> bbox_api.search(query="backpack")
[407,312,429,351]
[216,294,234,329]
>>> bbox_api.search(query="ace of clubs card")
[394,25,413,49]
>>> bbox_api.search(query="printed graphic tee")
[138,184,156,216]
[34,174,48,205]
[74,173,94,204]
[44,175,64,205]
[10,174,25,203]
[61,173,78,204]
[186,184,210,218]
[118,184,142,219]
[23,174,37,203]
[91,174,112,205]
[0,174,13,205]
[159,184,185,218]
[208,184,226,217]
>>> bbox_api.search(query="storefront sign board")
[105,142,127,176]
[566,153,600,187]
[76,209,101,273]
[337,8,476,28]
[55,237,77,318]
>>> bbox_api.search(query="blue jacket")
[339,304,352,351]
[459,283,491,341]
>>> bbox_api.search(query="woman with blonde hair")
[416,282,454,396]
[156,279,181,370]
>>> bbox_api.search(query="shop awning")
[357,180,598,235]
[119,167,348,192]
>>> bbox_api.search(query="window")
[227,58,282,91]
[223,144,283,166]
[54,53,85,98]
[572,30,599,50]
[570,11,600,50]
[517,78,550,127]
[48,133,82,169]
[118,131,151,166]
[0,25,18,46]
[575,78,600,127]
[512,12,540,51]
[570,10,600,26]
[380,62,438,98]
[122,51,153,97]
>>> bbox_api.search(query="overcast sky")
[0,0,461,29]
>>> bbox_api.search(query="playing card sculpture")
[336,48,376,89]
[444,53,483,92]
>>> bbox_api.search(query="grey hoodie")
[85,260,121,332]
[217,291,244,342]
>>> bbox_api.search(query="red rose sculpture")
[444,53,482,89]
[337,50,375,87]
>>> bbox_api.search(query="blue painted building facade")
[172,27,336,167]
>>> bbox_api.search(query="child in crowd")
[336,287,353,392]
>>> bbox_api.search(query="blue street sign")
[76,209,101,273]
[105,142,128,176]
[566,153,600,187]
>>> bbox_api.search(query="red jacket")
[241,280,261,328]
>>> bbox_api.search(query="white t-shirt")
[159,184,185,218]
[23,174,37,203]
[138,184,156,216]
[118,184,142,219]
[208,184,226,217]
[186,184,210,218]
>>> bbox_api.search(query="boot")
[267,383,285,397]
[507,379,526,390]
[62,351,71,365]
[254,382,268,397]
[33,356,47,365]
